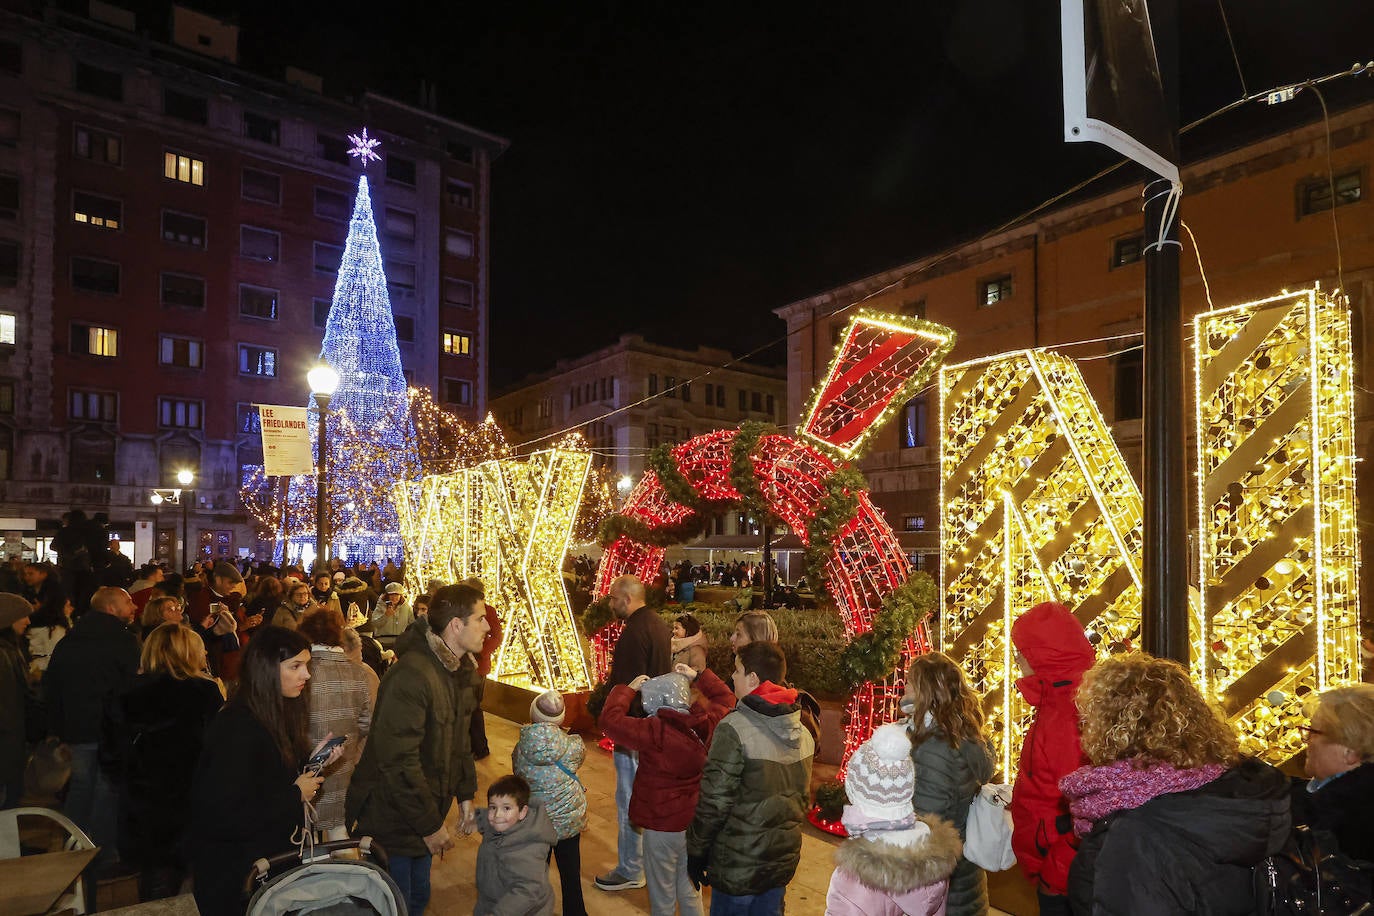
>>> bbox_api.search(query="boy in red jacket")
[600,662,735,916]
[1009,601,1096,916]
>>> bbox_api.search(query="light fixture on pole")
[150,492,164,563]
[176,470,194,572]
[308,363,341,571]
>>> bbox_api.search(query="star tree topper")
[347,127,382,167]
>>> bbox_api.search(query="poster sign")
[258,405,314,477]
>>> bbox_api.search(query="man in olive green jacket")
[346,583,488,915]
[686,642,815,912]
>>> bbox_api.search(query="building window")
[71,323,118,357]
[0,381,14,414]
[648,374,658,396]
[1301,170,1363,215]
[70,389,117,421]
[70,257,119,294]
[312,298,331,328]
[159,335,203,369]
[314,186,350,221]
[1111,235,1144,268]
[716,385,725,408]
[237,402,262,434]
[0,39,20,74]
[384,208,416,240]
[902,396,929,448]
[386,154,416,186]
[444,229,474,259]
[447,141,474,163]
[739,389,747,411]
[159,397,202,429]
[902,298,927,319]
[239,285,279,320]
[317,134,350,165]
[0,311,14,344]
[314,242,343,274]
[442,331,471,356]
[164,151,205,186]
[241,226,280,261]
[74,124,121,165]
[663,376,676,398]
[647,423,659,448]
[751,391,762,412]
[0,108,17,146]
[980,275,1012,307]
[1114,348,1144,421]
[387,260,416,290]
[680,382,691,403]
[443,378,472,405]
[238,344,277,377]
[446,178,473,208]
[72,191,121,230]
[241,168,281,205]
[443,277,473,307]
[162,210,207,248]
[161,272,205,309]
[74,62,122,101]
[766,394,775,415]
[163,88,208,124]
[903,515,927,532]
[243,111,280,145]
[0,241,17,286]
[0,173,18,220]
[394,315,415,342]
[70,431,115,483]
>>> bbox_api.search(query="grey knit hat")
[531,689,565,725]
[640,672,690,717]
[0,592,30,629]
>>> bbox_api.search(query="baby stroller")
[244,837,406,916]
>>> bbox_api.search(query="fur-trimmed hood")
[833,813,962,894]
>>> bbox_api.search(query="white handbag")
[964,782,1016,871]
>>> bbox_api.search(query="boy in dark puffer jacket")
[1008,602,1095,916]
[600,662,734,916]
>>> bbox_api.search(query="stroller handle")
[244,836,390,895]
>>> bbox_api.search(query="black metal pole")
[1141,0,1189,663]
[181,493,189,575]
[762,523,774,609]
[153,501,160,563]
[315,393,331,572]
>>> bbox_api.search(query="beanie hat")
[531,689,565,725]
[212,561,243,584]
[0,593,30,629]
[845,722,917,821]
[641,672,691,717]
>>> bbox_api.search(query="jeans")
[551,834,587,916]
[643,829,701,916]
[709,886,786,916]
[612,747,643,880]
[388,853,433,915]
[64,743,118,867]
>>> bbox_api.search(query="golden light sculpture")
[940,350,1144,773]
[1193,287,1361,762]
[396,448,594,692]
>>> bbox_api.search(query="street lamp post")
[150,492,163,564]
[308,364,341,572]
[176,469,194,572]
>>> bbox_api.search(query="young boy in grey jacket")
[474,774,558,916]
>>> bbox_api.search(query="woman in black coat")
[189,627,335,916]
[1290,683,1374,862]
[103,623,224,899]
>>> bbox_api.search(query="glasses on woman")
[1297,724,1324,737]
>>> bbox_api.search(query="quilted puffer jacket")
[512,722,587,841]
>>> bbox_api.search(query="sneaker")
[594,870,646,891]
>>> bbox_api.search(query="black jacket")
[104,672,224,866]
[44,609,139,743]
[607,606,672,688]
[1290,762,1374,863]
[1069,757,1291,915]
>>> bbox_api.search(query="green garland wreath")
[801,466,866,596]
[728,421,775,524]
[645,443,703,510]
[835,574,938,688]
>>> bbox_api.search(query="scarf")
[1060,759,1227,836]
[671,630,707,655]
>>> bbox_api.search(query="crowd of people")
[2,547,1373,915]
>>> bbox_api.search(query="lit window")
[159,335,203,368]
[980,275,1012,307]
[0,311,13,344]
[72,323,117,357]
[238,344,277,377]
[904,515,927,532]
[442,331,471,356]
[237,403,262,433]
[72,191,121,229]
[164,151,204,186]
[158,397,202,429]
[902,396,929,448]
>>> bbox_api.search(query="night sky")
[110,1,1374,387]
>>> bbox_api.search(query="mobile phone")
[304,735,348,774]
[210,602,227,618]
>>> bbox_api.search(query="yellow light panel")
[396,448,594,691]
[1193,287,1361,763]
[940,350,1143,774]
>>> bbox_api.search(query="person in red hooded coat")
[1009,601,1096,916]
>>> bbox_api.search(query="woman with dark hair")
[904,652,996,916]
[105,623,224,899]
[1062,654,1289,915]
[298,607,373,840]
[189,626,339,916]
[671,613,708,675]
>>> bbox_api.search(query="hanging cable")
[1180,221,1215,311]
[1215,0,1249,99]
[1306,81,1346,295]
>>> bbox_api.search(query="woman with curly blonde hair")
[904,652,995,916]
[1061,654,1290,915]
